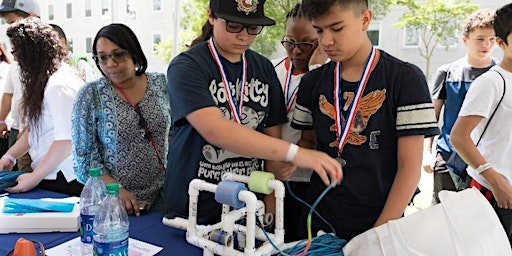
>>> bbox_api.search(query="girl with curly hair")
[0,17,85,196]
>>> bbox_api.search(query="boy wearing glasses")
[423,9,496,204]
[164,0,342,224]
[291,0,439,240]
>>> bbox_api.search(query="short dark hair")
[302,0,368,20]
[92,23,147,76]
[494,3,512,45]
[286,4,305,20]
[50,24,66,41]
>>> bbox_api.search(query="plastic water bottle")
[93,183,129,256]
[79,167,106,256]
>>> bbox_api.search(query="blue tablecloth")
[0,189,202,255]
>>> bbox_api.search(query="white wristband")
[286,143,299,162]
[475,163,491,175]
[2,153,16,165]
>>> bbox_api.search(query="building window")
[48,5,54,20]
[404,27,419,47]
[126,0,134,14]
[152,33,161,52]
[153,0,161,11]
[86,37,92,53]
[85,0,92,17]
[68,38,74,53]
[101,0,110,17]
[367,22,380,47]
[66,3,72,19]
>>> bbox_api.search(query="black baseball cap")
[210,0,275,26]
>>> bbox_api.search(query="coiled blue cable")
[258,181,347,255]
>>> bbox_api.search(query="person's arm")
[422,99,444,173]
[264,125,297,180]
[100,173,141,216]
[374,135,423,227]
[71,85,106,184]
[297,130,316,149]
[451,116,512,208]
[187,107,341,185]
[0,93,12,138]
[0,126,29,170]
[3,128,71,193]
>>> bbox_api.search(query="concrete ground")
[405,170,434,216]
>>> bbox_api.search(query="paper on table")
[46,236,163,256]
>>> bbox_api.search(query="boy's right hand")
[292,147,342,186]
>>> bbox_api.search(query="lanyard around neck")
[114,84,166,172]
[207,37,247,124]
[282,58,300,113]
[333,47,377,155]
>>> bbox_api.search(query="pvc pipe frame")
[162,174,286,256]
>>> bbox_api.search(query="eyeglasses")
[221,19,263,35]
[93,50,129,65]
[281,40,317,51]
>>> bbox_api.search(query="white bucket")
[343,188,512,256]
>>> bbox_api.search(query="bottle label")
[93,238,128,256]
[80,214,95,244]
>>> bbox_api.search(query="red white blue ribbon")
[334,47,377,155]
[207,37,247,124]
[282,58,299,113]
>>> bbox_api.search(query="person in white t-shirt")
[50,23,100,83]
[0,18,85,196]
[451,2,512,244]
[270,3,328,242]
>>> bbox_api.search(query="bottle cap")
[106,183,120,195]
[88,167,101,177]
[12,238,36,256]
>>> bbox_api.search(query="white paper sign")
[46,236,163,256]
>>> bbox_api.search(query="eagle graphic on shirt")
[319,89,386,147]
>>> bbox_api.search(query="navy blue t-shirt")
[165,40,287,222]
[292,51,439,239]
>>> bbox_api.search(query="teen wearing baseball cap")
[164,0,342,223]
[0,0,40,23]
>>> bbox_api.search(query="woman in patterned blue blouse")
[71,23,170,216]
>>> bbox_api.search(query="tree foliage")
[389,0,478,76]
